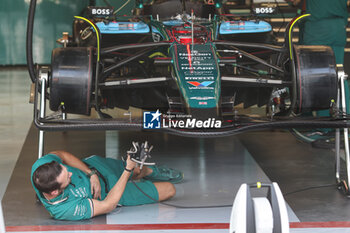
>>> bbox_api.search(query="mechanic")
[31,150,183,220]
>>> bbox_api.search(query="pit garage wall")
[0,0,135,65]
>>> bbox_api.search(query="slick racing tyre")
[293,45,337,114]
[50,47,94,115]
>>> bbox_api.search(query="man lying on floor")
[31,150,183,220]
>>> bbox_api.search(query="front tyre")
[50,47,94,115]
[293,45,338,114]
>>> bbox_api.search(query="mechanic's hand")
[90,174,101,200]
[126,154,136,171]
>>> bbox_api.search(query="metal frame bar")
[214,43,284,73]
[221,76,291,87]
[335,67,350,191]
[99,77,171,88]
[37,68,48,159]
[336,90,341,182]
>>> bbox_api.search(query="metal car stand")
[35,66,68,159]
[37,67,48,159]
[335,65,350,195]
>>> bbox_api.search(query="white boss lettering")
[92,8,111,15]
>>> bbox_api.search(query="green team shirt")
[31,154,93,221]
[305,0,348,23]
[300,0,348,63]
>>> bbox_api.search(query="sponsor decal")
[190,96,215,100]
[189,87,214,90]
[88,7,113,16]
[253,7,276,14]
[187,81,214,87]
[181,67,214,70]
[185,76,214,80]
[179,52,212,56]
[92,8,111,15]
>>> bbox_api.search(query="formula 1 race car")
[27,0,349,137]
[26,0,350,194]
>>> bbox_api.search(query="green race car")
[27,0,344,137]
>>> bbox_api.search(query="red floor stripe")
[290,222,350,228]
[5,223,229,232]
[6,222,350,232]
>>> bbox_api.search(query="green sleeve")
[43,154,63,163]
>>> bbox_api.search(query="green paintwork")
[169,43,220,109]
[149,17,221,110]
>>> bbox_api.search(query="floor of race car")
[2,69,350,233]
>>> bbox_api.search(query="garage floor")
[2,69,350,233]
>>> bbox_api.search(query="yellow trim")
[257,182,262,189]
[149,51,170,71]
[149,52,167,58]
[74,16,101,62]
[289,14,310,60]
